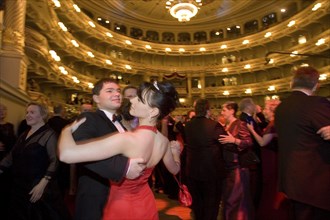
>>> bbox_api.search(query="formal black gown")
[0,125,71,220]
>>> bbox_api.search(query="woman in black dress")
[0,102,70,220]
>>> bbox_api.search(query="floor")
[155,192,193,220]
[65,191,193,220]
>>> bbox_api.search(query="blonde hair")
[27,102,49,122]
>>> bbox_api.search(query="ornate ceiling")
[23,0,330,102]
[75,0,276,27]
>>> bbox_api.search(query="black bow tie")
[112,114,122,122]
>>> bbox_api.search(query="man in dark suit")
[72,78,145,220]
[275,66,330,220]
[48,104,71,196]
[184,99,227,220]
[238,98,262,213]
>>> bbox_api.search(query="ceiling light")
[197,80,202,89]
[58,22,68,31]
[223,91,230,96]
[74,79,80,83]
[87,83,94,88]
[220,45,227,49]
[87,52,95,58]
[242,40,249,45]
[264,32,272,38]
[199,47,206,52]
[316,38,325,46]
[105,59,112,65]
[145,45,152,49]
[106,32,113,38]
[49,50,61,61]
[298,35,307,44]
[245,89,252,94]
[167,1,199,22]
[88,21,96,28]
[179,48,185,52]
[52,0,61,7]
[125,65,132,70]
[312,3,322,11]
[290,51,298,57]
[165,48,172,52]
[71,40,79,47]
[73,4,81,12]
[287,20,295,27]
[125,40,132,45]
[268,86,275,91]
[319,74,327,81]
[244,64,251,69]
[280,8,286,13]
[59,66,68,75]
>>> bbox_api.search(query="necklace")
[136,125,157,133]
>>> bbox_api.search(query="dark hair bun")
[157,82,179,118]
[138,81,179,120]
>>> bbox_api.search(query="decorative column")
[187,75,192,100]
[0,0,28,91]
[200,73,205,98]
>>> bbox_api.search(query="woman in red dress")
[59,81,181,220]
[247,99,290,220]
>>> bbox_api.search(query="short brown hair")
[92,78,118,95]
[194,99,209,117]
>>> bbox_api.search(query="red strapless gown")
[103,126,158,220]
[102,168,157,220]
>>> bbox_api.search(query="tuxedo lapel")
[95,109,127,131]
[96,109,118,131]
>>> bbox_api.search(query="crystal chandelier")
[166,0,202,22]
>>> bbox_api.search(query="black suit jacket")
[239,112,262,167]
[73,109,129,218]
[184,116,226,180]
[275,91,330,210]
[48,116,70,136]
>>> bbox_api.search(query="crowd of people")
[0,66,329,220]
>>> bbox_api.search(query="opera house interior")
[0,0,329,126]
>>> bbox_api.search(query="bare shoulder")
[156,131,169,144]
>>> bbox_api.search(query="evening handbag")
[173,175,192,207]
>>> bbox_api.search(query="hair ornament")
[153,81,160,91]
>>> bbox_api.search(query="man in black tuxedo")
[275,67,330,220]
[72,78,145,220]
[185,99,227,220]
[238,98,262,214]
